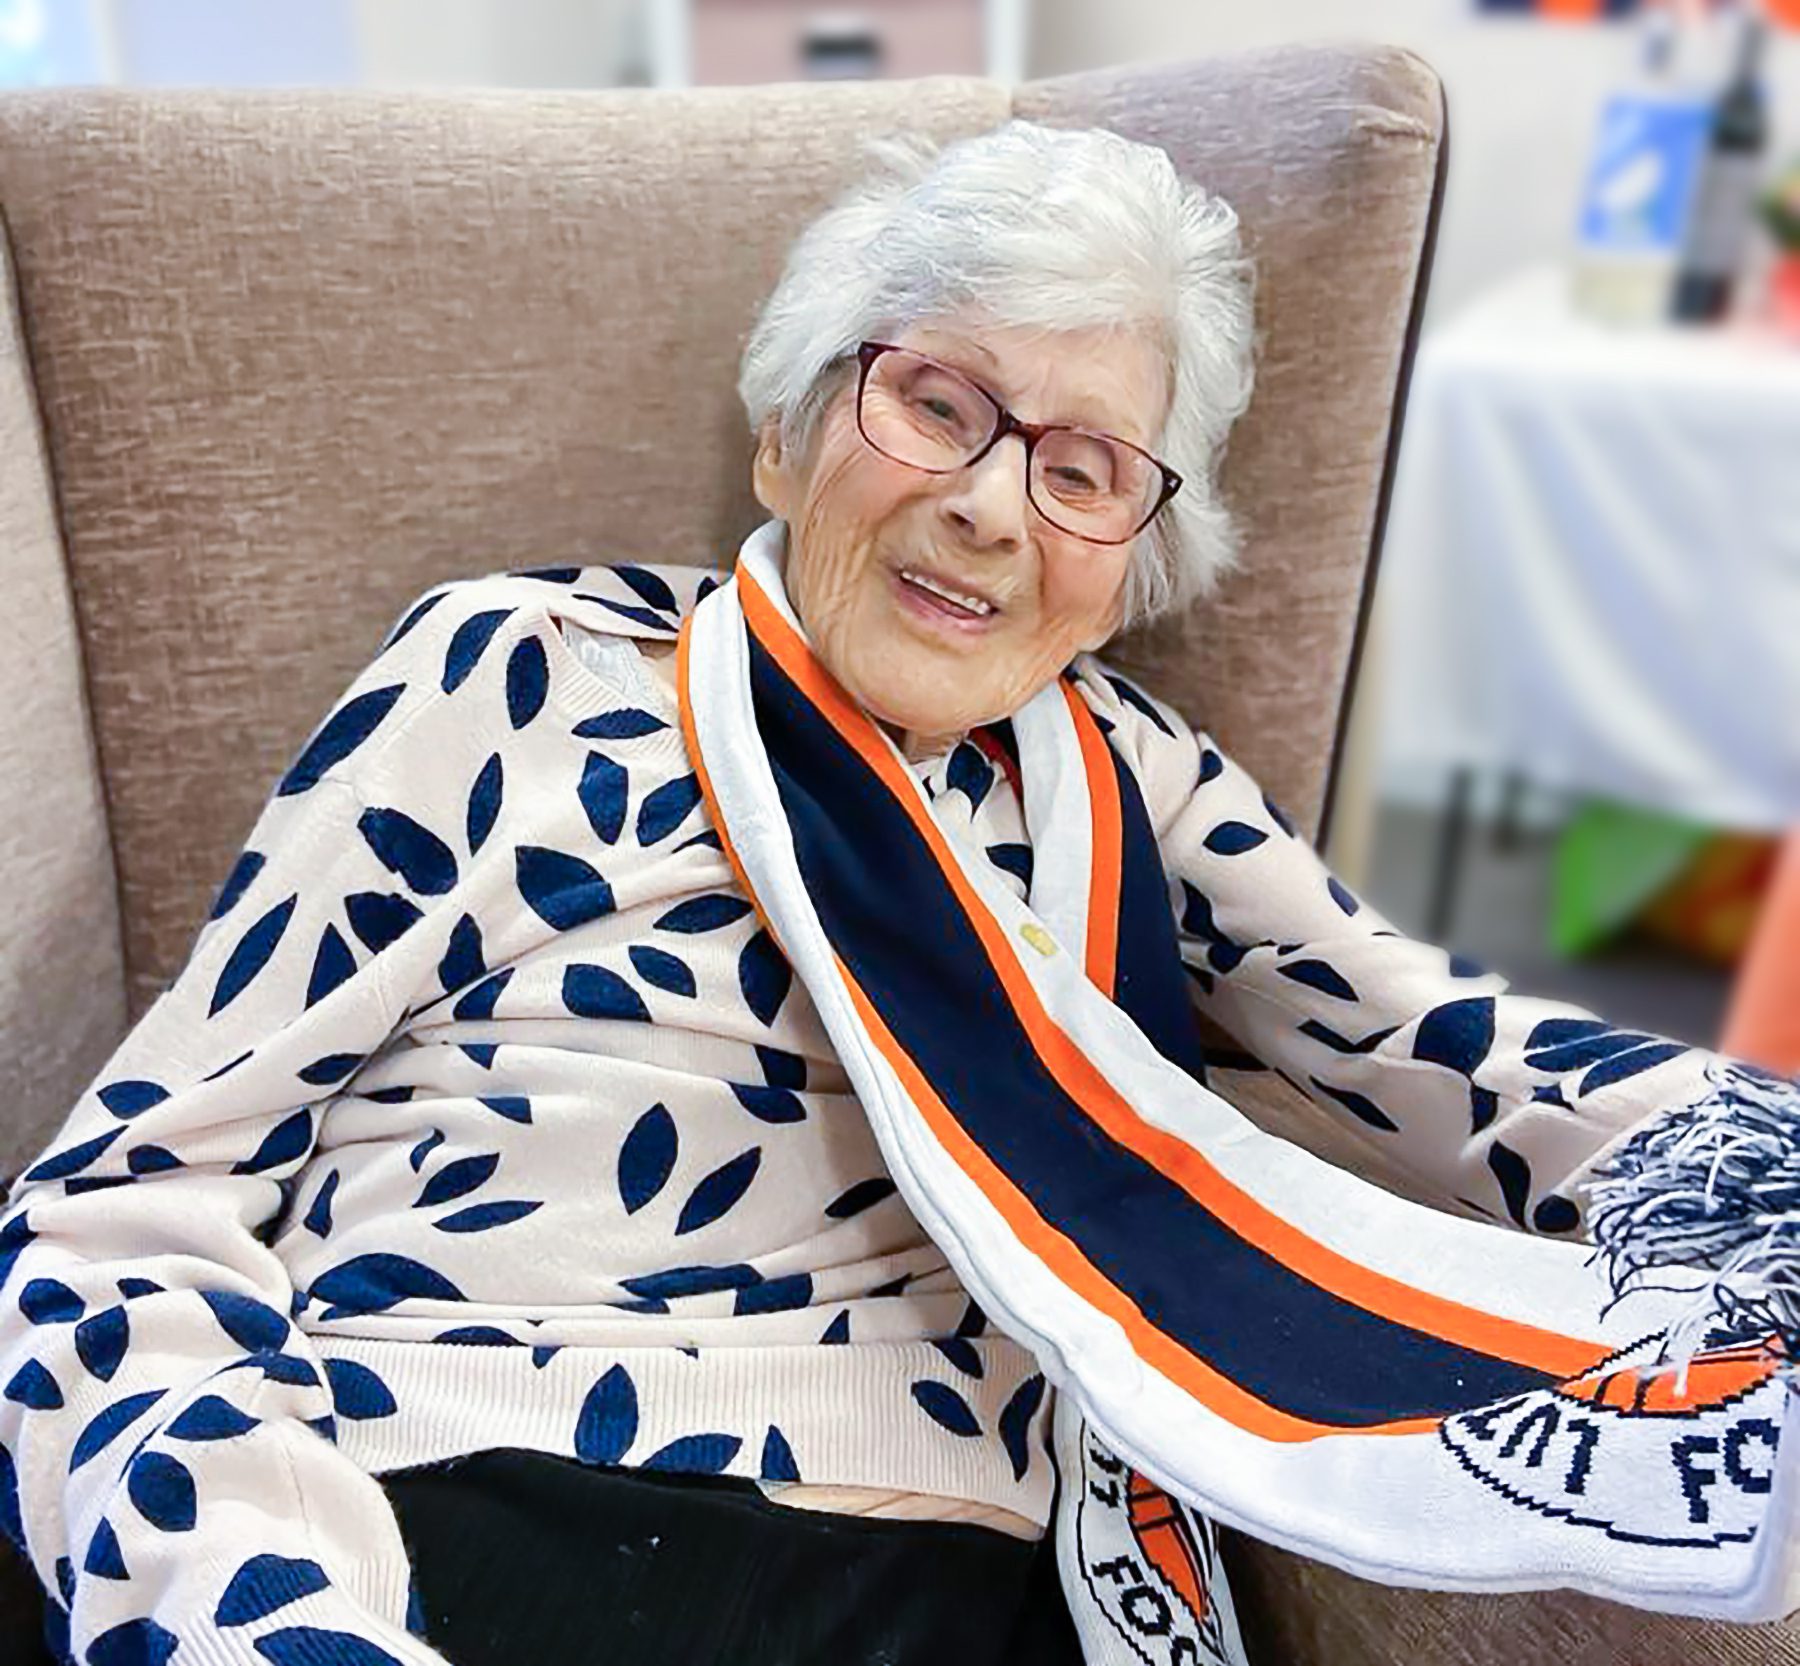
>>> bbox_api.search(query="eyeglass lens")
[859,349,1163,543]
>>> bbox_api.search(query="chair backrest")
[0,48,1443,1119]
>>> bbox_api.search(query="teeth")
[900,570,994,616]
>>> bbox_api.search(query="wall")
[1029,0,1800,324]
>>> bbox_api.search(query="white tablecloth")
[1376,264,1800,831]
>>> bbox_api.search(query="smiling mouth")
[895,567,1000,620]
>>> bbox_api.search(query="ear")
[751,417,797,520]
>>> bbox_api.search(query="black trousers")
[384,1449,1084,1666]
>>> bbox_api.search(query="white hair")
[738,120,1258,628]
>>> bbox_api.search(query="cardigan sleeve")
[0,582,525,1665]
[1074,658,1767,1242]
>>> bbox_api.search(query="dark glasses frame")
[853,341,1183,546]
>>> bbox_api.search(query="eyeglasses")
[853,341,1182,546]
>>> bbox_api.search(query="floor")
[1362,800,1732,1050]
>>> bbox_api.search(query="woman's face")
[752,318,1168,758]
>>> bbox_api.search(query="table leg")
[1427,766,1475,941]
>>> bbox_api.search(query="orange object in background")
[1638,832,1779,967]
[1721,831,1800,1073]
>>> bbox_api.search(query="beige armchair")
[1,46,1790,1664]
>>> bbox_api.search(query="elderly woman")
[2,122,1793,1666]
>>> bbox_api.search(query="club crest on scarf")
[1442,1333,1787,1549]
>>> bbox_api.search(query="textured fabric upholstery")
[0,224,127,1188]
[8,45,1787,1665]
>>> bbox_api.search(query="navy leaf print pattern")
[467,752,504,853]
[1277,959,1359,1001]
[675,1147,762,1236]
[277,684,406,796]
[415,1153,500,1208]
[215,1553,331,1627]
[1202,821,1267,856]
[618,1103,678,1215]
[1487,1141,1533,1227]
[999,1373,1047,1481]
[756,1046,806,1089]
[636,774,703,844]
[129,1146,182,1176]
[657,894,753,933]
[453,969,513,1023]
[359,807,459,896]
[324,1358,398,1420]
[1413,997,1497,1077]
[738,929,792,1025]
[70,1390,164,1470]
[1534,1195,1581,1234]
[735,1273,813,1315]
[96,1079,170,1119]
[128,1451,197,1531]
[516,846,616,930]
[210,895,297,1016]
[409,1129,445,1171]
[442,608,514,692]
[572,708,667,740]
[613,564,678,613]
[201,1291,290,1352]
[83,1518,128,1580]
[438,913,486,994]
[345,891,422,953]
[87,1619,179,1666]
[24,1128,124,1183]
[945,743,993,811]
[731,1083,805,1124]
[386,589,446,648]
[589,597,676,633]
[931,1337,983,1377]
[575,1364,638,1465]
[20,1279,86,1323]
[479,1095,532,1125]
[1309,1078,1399,1133]
[985,843,1034,886]
[620,1263,760,1302]
[306,924,357,1008]
[579,752,629,844]
[435,1199,542,1232]
[820,1311,851,1345]
[310,1255,464,1318]
[629,945,696,997]
[1328,876,1362,915]
[1103,673,1177,737]
[210,850,266,920]
[254,1630,405,1666]
[910,1380,981,1437]
[230,1109,313,1176]
[760,1425,800,1483]
[643,1433,741,1474]
[74,1306,129,1381]
[5,1359,62,1409]
[1198,747,1224,784]
[563,963,651,1022]
[825,1178,896,1219]
[507,636,550,729]
[165,1395,259,1441]
[297,1054,363,1087]
[1580,1041,1687,1095]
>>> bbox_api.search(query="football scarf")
[678,522,1798,1631]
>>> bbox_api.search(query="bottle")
[1671,4,1769,323]
[1571,3,1714,325]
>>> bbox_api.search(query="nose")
[939,433,1029,552]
